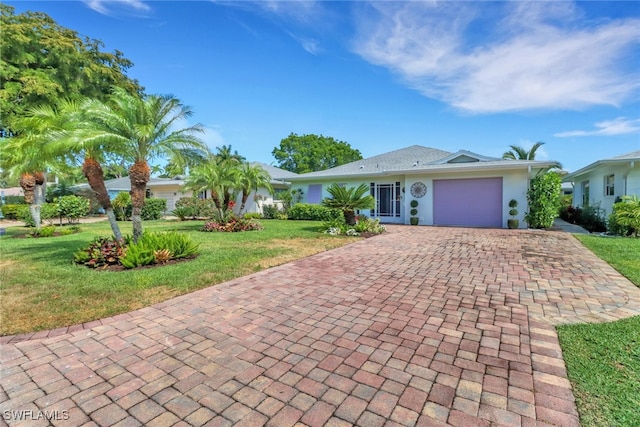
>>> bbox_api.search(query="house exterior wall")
[404,169,529,228]
[571,162,639,217]
[291,168,533,228]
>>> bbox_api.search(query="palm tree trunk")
[82,158,122,240]
[239,191,249,212]
[129,160,150,242]
[19,173,40,231]
[344,209,356,226]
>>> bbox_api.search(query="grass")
[557,235,640,427]
[0,219,359,336]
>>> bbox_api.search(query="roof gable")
[433,150,501,165]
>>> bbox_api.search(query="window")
[307,184,322,204]
[581,181,589,207]
[273,188,288,201]
[605,175,615,196]
[197,191,207,200]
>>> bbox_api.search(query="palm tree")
[215,144,245,163]
[0,103,72,231]
[237,162,272,212]
[502,142,545,160]
[322,183,375,226]
[163,147,209,177]
[85,87,205,241]
[16,99,125,239]
[184,156,239,215]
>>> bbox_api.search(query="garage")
[152,191,178,213]
[433,177,503,227]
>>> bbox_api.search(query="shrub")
[319,215,385,237]
[74,236,126,268]
[202,217,264,233]
[262,204,284,219]
[142,198,167,220]
[579,205,607,233]
[243,212,263,220]
[75,231,199,269]
[59,226,81,236]
[17,203,58,226]
[173,197,216,220]
[287,203,343,221]
[30,225,56,238]
[559,205,582,224]
[56,195,90,224]
[525,172,561,229]
[610,195,640,237]
[1,204,23,219]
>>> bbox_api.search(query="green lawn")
[557,235,640,427]
[0,219,359,336]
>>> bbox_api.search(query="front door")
[370,182,402,222]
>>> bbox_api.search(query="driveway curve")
[2,226,640,426]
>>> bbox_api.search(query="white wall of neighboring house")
[571,163,640,217]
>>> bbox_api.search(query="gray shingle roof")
[288,145,554,180]
[611,150,640,160]
[251,162,299,180]
[563,150,640,181]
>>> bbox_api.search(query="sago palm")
[184,156,239,215]
[322,183,375,226]
[85,87,205,242]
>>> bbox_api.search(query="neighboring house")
[76,162,296,214]
[562,150,640,216]
[288,145,558,228]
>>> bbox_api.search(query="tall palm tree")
[237,162,272,212]
[85,87,205,241]
[215,144,245,163]
[502,142,545,160]
[322,183,375,226]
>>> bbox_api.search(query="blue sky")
[9,0,640,173]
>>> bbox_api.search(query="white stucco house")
[287,145,559,228]
[79,162,296,215]
[562,150,640,216]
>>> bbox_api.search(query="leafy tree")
[272,133,363,173]
[237,163,272,212]
[502,142,545,160]
[525,171,562,229]
[85,87,205,242]
[0,4,142,133]
[322,183,375,226]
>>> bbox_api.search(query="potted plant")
[507,199,519,229]
[410,199,419,225]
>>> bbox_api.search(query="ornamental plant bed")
[96,254,199,272]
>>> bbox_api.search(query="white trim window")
[604,174,615,197]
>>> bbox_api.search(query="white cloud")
[84,0,151,16]
[555,117,640,137]
[353,1,640,113]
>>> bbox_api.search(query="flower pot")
[410,217,419,225]
[507,219,519,229]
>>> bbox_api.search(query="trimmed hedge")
[287,203,344,222]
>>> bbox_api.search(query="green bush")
[142,198,167,220]
[112,194,167,221]
[579,205,607,233]
[262,204,284,219]
[120,231,200,268]
[173,197,216,220]
[74,236,126,268]
[243,212,263,220]
[56,195,90,224]
[17,203,58,226]
[525,172,561,229]
[287,203,343,221]
[1,204,23,219]
[610,195,640,237]
[30,225,56,238]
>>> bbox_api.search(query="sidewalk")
[551,218,591,234]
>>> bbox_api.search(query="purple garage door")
[433,178,503,227]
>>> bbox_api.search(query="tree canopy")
[0,4,142,134]
[272,133,363,173]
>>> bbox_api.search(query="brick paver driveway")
[2,227,640,426]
